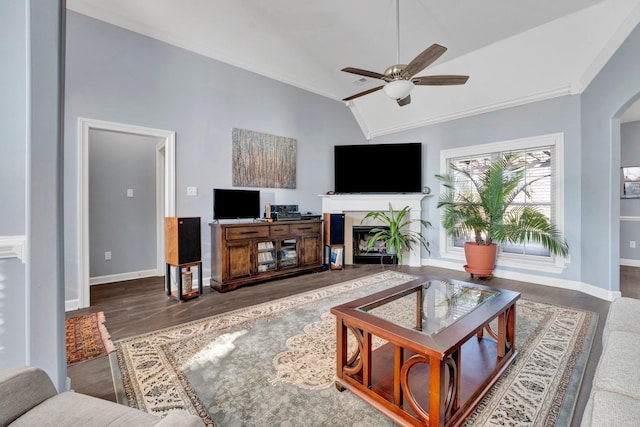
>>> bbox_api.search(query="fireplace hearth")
[352,226,397,264]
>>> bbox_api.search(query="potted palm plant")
[435,153,569,276]
[361,203,431,265]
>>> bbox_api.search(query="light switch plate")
[187,186,198,196]
[127,189,134,197]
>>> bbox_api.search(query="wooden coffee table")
[330,277,520,427]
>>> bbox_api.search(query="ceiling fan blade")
[412,75,469,86]
[397,94,411,107]
[342,85,384,101]
[341,67,388,81]
[400,44,448,79]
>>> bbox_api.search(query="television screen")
[213,189,260,220]
[334,143,422,193]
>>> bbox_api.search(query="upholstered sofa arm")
[154,411,204,427]
[0,366,58,426]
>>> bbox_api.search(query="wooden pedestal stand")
[165,261,203,301]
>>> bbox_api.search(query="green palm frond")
[435,153,569,256]
[361,203,431,265]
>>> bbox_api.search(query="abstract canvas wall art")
[232,128,297,189]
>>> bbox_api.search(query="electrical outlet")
[105,251,112,260]
[631,241,636,249]
[127,189,134,197]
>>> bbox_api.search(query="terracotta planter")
[463,242,497,277]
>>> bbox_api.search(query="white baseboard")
[424,258,621,302]
[65,298,80,312]
[620,258,640,267]
[90,269,159,285]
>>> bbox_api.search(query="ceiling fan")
[341,0,469,107]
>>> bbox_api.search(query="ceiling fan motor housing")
[384,64,407,80]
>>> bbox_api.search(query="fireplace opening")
[353,226,397,264]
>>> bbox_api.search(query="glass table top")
[357,279,500,336]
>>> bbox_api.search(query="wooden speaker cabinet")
[165,217,201,265]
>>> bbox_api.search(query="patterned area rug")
[111,271,597,426]
[66,311,115,365]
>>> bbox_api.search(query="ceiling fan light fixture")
[383,79,414,100]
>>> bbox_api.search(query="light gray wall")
[581,22,640,294]
[89,130,159,278]
[0,0,65,390]
[620,121,640,260]
[64,11,367,301]
[0,2,27,234]
[29,0,65,391]
[372,95,583,282]
[0,0,28,374]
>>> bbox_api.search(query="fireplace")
[353,226,397,264]
[320,193,428,266]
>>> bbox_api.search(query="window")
[439,133,566,272]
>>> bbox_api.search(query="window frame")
[438,133,567,273]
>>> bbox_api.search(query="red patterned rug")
[66,311,115,365]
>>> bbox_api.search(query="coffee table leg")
[447,349,461,418]
[335,316,347,386]
[497,304,516,357]
[429,358,446,427]
[363,332,372,387]
[393,345,404,406]
[498,311,506,357]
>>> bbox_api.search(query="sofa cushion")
[0,366,57,426]
[10,391,161,427]
[602,297,640,345]
[580,390,640,427]
[155,411,203,427]
[593,330,640,399]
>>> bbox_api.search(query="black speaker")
[324,213,345,245]
[165,217,201,265]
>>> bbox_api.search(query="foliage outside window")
[439,134,566,272]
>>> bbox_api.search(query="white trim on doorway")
[76,118,176,309]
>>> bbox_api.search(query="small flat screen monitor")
[213,189,260,220]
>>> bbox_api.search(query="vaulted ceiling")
[67,0,640,137]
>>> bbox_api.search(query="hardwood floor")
[66,264,621,426]
[620,265,640,299]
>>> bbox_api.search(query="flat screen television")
[334,142,422,193]
[213,189,260,220]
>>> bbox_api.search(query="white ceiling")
[67,0,640,136]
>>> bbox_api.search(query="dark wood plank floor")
[66,264,625,426]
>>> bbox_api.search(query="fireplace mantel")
[320,193,429,266]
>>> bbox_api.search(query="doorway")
[77,118,176,308]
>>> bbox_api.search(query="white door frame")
[77,118,176,308]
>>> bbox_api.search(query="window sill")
[440,247,569,275]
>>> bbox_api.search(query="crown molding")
[363,85,575,138]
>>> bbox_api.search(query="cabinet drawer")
[290,222,321,235]
[270,224,290,237]
[226,226,269,240]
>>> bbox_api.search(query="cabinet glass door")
[256,241,277,273]
[279,238,298,269]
